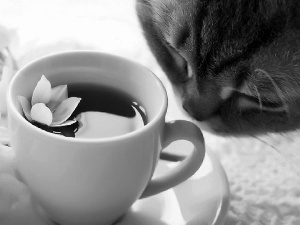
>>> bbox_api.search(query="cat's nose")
[183,101,217,121]
[181,80,222,121]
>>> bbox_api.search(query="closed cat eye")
[237,93,287,112]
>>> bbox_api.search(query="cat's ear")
[136,0,189,84]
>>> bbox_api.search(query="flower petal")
[31,75,52,106]
[31,103,53,126]
[18,96,32,121]
[48,85,68,112]
[50,118,77,127]
[52,97,81,125]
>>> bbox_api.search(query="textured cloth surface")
[1,1,300,224]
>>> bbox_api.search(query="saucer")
[39,141,230,225]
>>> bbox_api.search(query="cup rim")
[7,50,168,143]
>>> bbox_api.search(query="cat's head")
[136,0,300,136]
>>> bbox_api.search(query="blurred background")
[1,0,300,224]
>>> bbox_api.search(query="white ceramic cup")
[7,51,205,225]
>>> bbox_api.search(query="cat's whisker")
[252,84,263,111]
[254,68,290,116]
[251,134,300,177]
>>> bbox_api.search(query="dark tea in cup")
[34,83,147,138]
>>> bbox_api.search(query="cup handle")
[139,120,205,199]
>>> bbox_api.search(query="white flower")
[18,75,81,127]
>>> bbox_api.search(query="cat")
[136,0,300,136]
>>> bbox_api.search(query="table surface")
[1,1,300,225]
